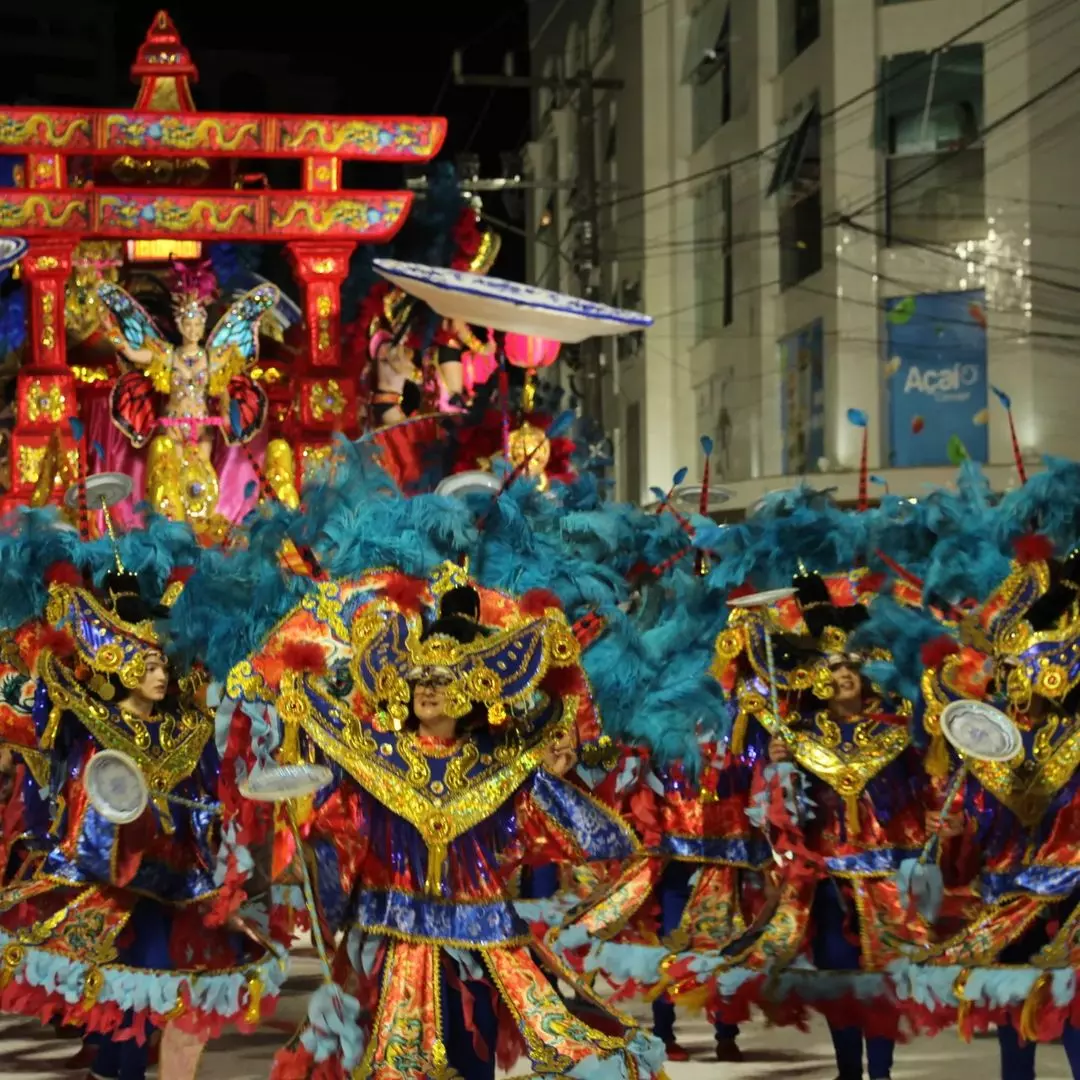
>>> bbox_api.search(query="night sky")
[0,0,532,278]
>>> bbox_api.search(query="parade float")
[0,10,446,535]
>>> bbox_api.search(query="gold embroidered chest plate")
[968,713,1080,827]
[759,706,910,796]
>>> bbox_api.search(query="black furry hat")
[422,585,490,645]
[103,569,168,625]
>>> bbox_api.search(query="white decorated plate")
[940,699,1022,762]
[728,587,798,609]
[239,763,333,802]
[64,472,133,511]
[0,237,28,272]
[373,259,653,343]
[84,749,148,825]
[436,470,501,498]
[673,483,734,512]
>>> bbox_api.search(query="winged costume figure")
[96,261,276,528]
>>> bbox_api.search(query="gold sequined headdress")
[350,587,580,730]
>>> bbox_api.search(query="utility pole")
[452,52,623,432]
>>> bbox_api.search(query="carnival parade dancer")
[217,567,665,1080]
[0,555,284,1080]
[859,530,1080,1080]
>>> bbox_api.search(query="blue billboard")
[779,318,825,474]
[884,290,988,467]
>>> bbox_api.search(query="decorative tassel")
[847,408,869,511]
[845,794,860,836]
[244,972,263,1023]
[991,386,1027,484]
[952,969,974,1041]
[730,711,748,757]
[1019,971,1051,1042]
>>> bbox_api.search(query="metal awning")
[766,104,819,196]
[682,3,729,84]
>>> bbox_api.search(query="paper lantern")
[502,333,561,370]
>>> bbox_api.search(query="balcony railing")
[885,146,985,246]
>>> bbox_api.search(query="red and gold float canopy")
[0,9,446,244]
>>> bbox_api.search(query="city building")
[526,0,1080,511]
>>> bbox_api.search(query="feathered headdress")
[170,259,218,316]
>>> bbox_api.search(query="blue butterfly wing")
[206,283,278,369]
[97,282,167,353]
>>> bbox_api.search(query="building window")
[769,104,822,289]
[778,318,825,475]
[688,4,731,148]
[880,44,984,246]
[694,174,733,339]
[778,0,819,69]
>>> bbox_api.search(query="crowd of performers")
[2,427,1080,1080]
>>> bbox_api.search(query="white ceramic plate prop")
[940,699,1022,762]
[65,472,133,510]
[673,483,734,513]
[373,259,653,343]
[729,587,798,609]
[239,763,333,802]
[0,237,28,272]
[436,470,501,498]
[84,749,148,825]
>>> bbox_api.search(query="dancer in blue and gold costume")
[0,562,283,1080]
[216,564,666,1080]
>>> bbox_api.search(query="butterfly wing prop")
[96,282,171,389]
[109,369,160,449]
[206,283,278,385]
[208,284,277,445]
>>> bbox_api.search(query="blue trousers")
[522,864,559,899]
[812,882,894,1080]
[440,961,498,1080]
[88,901,172,1080]
[651,861,739,1044]
[998,1023,1080,1079]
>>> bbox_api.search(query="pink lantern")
[502,334,561,413]
[502,333,561,370]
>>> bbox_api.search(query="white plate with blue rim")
[0,237,28,272]
[373,259,653,343]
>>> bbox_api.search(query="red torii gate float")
[0,10,445,513]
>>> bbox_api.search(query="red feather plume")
[728,583,756,601]
[168,566,196,586]
[519,589,562,617]
[1013,533,1054,565]
[540,662,585,700]
[921,635,961,669]
[856,572,887,597]
[39,626,75,658]
[45,562,82,587]
[280,641,328,675]
[381,573,429,613]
